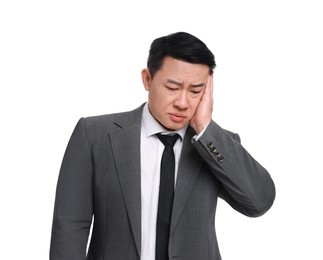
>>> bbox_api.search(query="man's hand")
[190,76,214,134]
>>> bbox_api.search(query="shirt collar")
[141,103,187,140]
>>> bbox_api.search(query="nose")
[174,91,189,110]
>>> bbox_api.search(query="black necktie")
[155,133,180,260]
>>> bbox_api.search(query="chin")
[159,118,188,131]
[167,123,187,131]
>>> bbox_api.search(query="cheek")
[156,92,175,106]
[190,97,202,111]
[149,89,161,104]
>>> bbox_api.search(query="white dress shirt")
[140,104,187,260]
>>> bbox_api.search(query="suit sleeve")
[193,120,275,217]
[50,118,93,260]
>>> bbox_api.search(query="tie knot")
[156,133,179,148]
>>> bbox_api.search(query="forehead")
[157,56,210,81]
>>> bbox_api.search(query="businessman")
[50,32,275,260]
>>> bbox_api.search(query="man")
[50,32,275,260]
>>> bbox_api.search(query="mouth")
[169,113,186,123]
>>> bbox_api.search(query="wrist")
[191,120,211,134]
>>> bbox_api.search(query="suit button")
[218,155,224,162]
[213,149,220,156]
[207,142,213,148]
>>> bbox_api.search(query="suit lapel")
[170,127,204,235]
[108,106,143,257]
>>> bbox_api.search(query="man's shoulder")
[81,103,144,132]
[71,104,144,147]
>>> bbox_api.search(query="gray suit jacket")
[50,104,275,260]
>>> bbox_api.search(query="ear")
[141,69,151,91]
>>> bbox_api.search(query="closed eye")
[165,86,178,91]
[190,86,203,96]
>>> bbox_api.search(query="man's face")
[142,56,210,131]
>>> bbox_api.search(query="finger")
[204,76,213,98]
[208,75,213,95]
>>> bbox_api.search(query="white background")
[1,0,322,259]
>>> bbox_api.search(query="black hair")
[147,32,216,78]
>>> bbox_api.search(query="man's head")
[142,32,216,131]
[147,32,216,79]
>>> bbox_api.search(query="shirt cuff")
[191,123,210,143]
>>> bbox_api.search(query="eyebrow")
[166,79,205,88]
